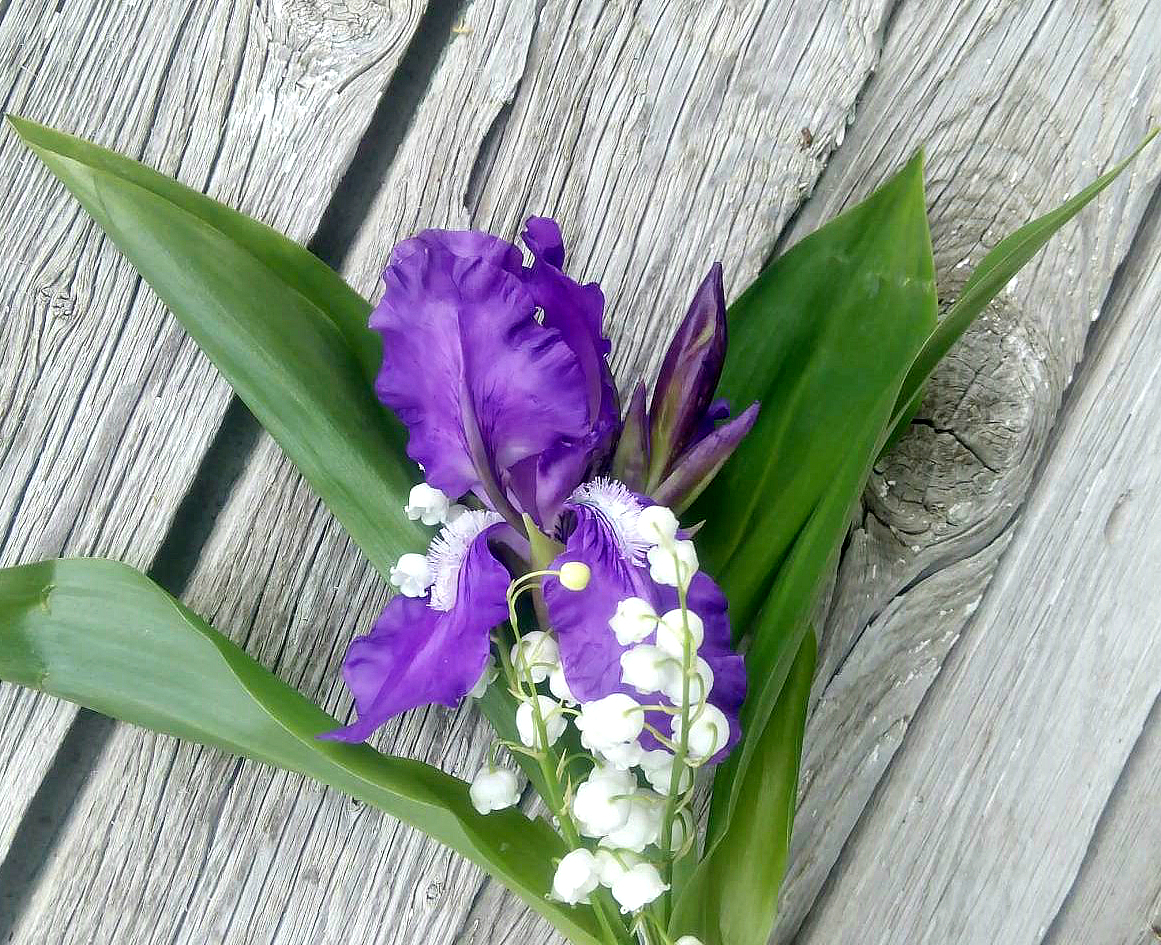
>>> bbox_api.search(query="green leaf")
[679,155,938,943]
[693,153,937,630]
[7,116,423,579]
[887,129,1158,442]
[670,630,814,945]
[0,557,606,945]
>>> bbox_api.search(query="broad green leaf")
[0,557,606,945]
[693,153,937,630]
[680,156,937,943]
[8,116,423,578]
[887,129,1158,442]
[670,630,814,945]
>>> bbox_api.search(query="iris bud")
[552,849,600,904]
[389,553,434,597]
[608,597,658,645]
[404,483,451,526]
[468,765,520,814]
[558,561,592,591]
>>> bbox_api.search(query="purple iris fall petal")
[653,401,761,512]
[322,518,511,742]
[543,486,745,763]
[372,232,591,520]
[647,263,728,485]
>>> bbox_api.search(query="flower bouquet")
[0,116,1153,945]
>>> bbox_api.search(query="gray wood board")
[0,0,427,860]
[4,0,1161,943]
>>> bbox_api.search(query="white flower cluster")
[466,501,724,922]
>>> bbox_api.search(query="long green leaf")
[887,129,1158,441]
[670,630,814,945]
[679,156,937,943]
[8,116,423,579]
[693,153,937,630]
[0,557,605,945]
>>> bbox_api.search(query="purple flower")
[327,219,755,764]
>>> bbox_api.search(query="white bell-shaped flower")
[404,483,452,526]
[608,597,658,645]
[516,695,566,749]
[468,658,498,699]
[671,704,730,762]
[638,505,679,545]
[598,790,664,853]
[664,809,693,853]
[639,749,692,795]
[575,694,645,749]
[597,738,645,771]
[662,656,714,706]
[511,630,560,684]
[548,665,578,704]
[552,849,600,904]
[610,861,668,913]
[594,848,641,887]
[674,936,706,945]
[468,765,520,814]
[573,766,634,838]
[647,539,698,588]
[620,644,679,695]
[389,553,435,597]
[655,609,705,657]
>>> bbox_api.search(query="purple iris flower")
[324,218,756,764]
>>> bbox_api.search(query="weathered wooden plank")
[763,1,1161,939]
[796,158,1161,943]
[0,0,427,867]
[10,0,908,941]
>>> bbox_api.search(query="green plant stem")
[498,616,629,945]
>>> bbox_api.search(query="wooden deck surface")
[1,0,1159,942]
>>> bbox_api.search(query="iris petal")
[322,522,511,742]
[372,233,590,518]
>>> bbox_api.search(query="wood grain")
[0,0,426,862]
[9,0,908,941]
[4,0,1160,942]
[767,0,1161,938]
[797,139,1161,944]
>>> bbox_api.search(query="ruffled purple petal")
[372,234,591,515]
[543,499,745,763]
[322,523,511,742]
[510,218,620,522]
